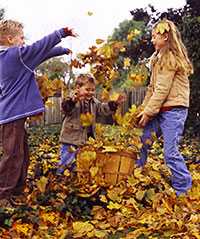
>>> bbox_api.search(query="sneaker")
[0,198,14,208]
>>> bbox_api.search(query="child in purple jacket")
[0,19,76,207]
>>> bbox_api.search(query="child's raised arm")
[19,27,76,70]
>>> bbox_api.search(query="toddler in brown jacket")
[57,74,124,173]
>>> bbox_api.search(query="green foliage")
[179,16,200,135]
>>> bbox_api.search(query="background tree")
[0,7,5,20]
[36,57,69,80]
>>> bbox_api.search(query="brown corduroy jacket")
[59,97,117,146]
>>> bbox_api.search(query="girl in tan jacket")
[137,19,193,196]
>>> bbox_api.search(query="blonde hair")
[0,19,23,44]
[152,19,193,76]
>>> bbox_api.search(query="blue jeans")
[57,143,78,174]
[136,108,192,196]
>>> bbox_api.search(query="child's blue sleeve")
[39,47,70,63]
[18,29,67,69]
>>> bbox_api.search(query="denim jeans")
[57,143,78,174]
[136,108,192,196]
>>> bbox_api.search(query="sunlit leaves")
[80,112,94,127]
[36,176,48,193]
[73,221,94,237]
[127,29,141,42]
[87,11,93,16]
[13,222,33,237]
[123,57,131,69]
[96,38,104,45]
[102,146,118,153]
[155,21,170,34]
[109,92,120,101]
[36,75,65,102]
[1,125,199,238]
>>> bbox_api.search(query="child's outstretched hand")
[64,27,78,37]
[67,49,73,55]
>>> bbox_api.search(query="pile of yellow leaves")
[0,125,199,239]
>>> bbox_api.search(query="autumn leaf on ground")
[99,194,108,203]
[13,222,33,237]
[73,221,94,237]
[36,176,48,193]
[102,146,118,153]
[90,166,99,177]
[40,211,59,225]
[107,201,122,210]
[64,169,70,177]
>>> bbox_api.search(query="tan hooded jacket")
[142,50,190,117]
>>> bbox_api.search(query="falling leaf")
[96,39,104,45]
[110,92,120,101]
[45,100,54,107]
[87,11,93,16]
[124,57,131,68]
[120,47,126,52]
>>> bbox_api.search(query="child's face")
[84,82,96,100]
[7,28,25,46]
[151,30,168,51]
[77,82,95,101]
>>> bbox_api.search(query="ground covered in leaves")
[0,124,199,239]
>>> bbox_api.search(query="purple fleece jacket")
[0,29,69,124]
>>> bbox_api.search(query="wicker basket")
[77,149,137,186]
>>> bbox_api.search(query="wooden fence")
[29,87,146,126]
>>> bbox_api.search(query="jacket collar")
[0,45,9,51]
